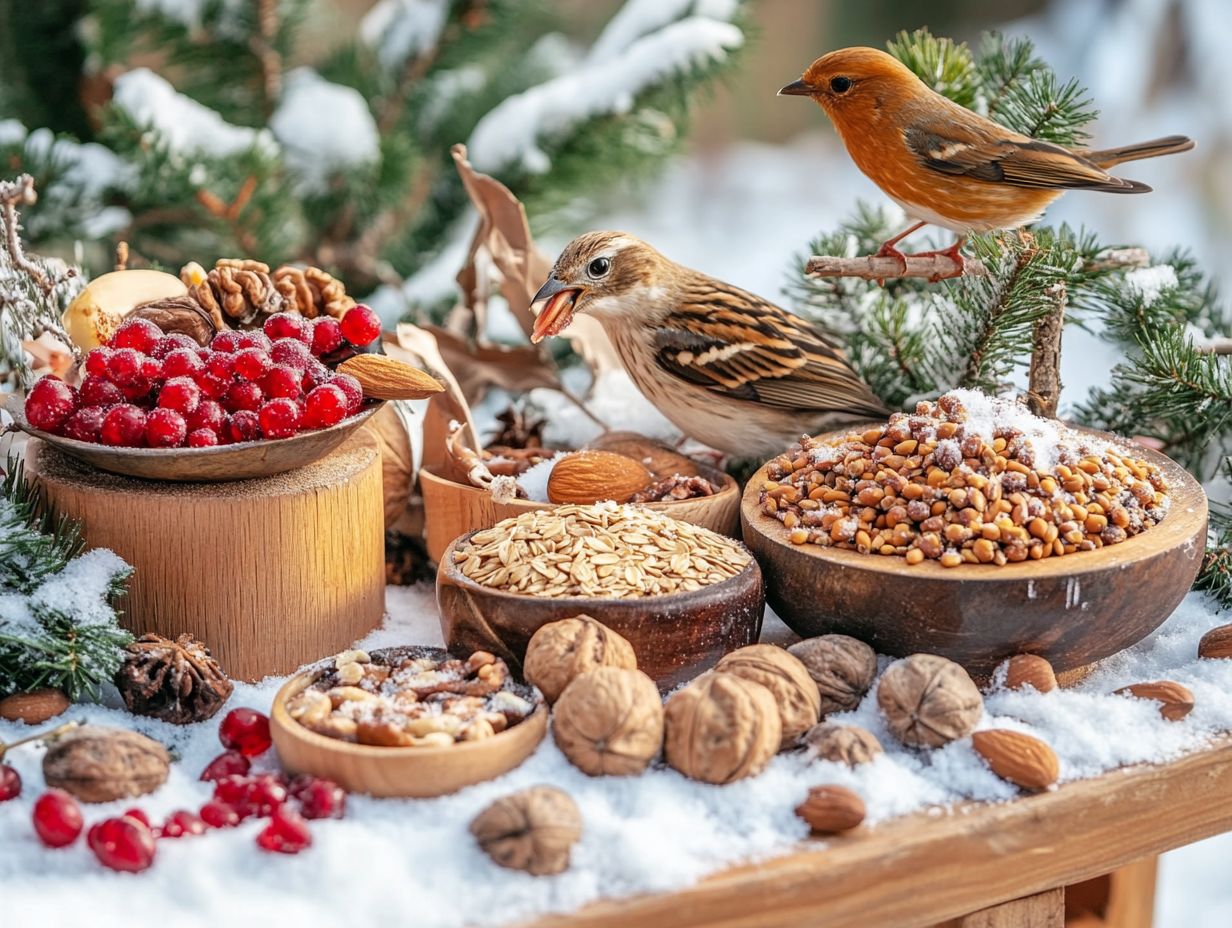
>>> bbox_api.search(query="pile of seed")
[452,503,751,597]
[760,391,1169,567]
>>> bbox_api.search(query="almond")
[337,354,445,401]
[1199,624,1232,660]
[547,451,654,505]
[997,654,1057,693]
[587,432,701,479]
[0,688,70,725]
[1113,680,1194,721]
[795,784,866,834]
[971,729,1059,791]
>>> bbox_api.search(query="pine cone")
[115,633,233,725]
[273,265,356,319]
[189,259,285,328]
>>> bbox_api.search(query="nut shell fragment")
[877,654,983,748]
[553,667,664,776]
[664,671,780,784]
[470,786,582,876]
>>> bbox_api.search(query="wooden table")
[532,740,1232,928]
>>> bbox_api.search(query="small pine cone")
[115,633,233,725]
[190,258,285,327]
[273,265,356,319]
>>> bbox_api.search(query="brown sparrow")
[531,232,888,458]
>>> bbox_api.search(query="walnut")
[876,654,983,748]
[787,635,878,715]
[801,723,883,766]
[469,786,582,876]
[128,296,219,345]
[714,644,820,747]
[42,726,170,803]
[663,671,781,784]
[523,616,637,704]
[553,667,663,776]
[273,264,355,319]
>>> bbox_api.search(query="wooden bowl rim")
[270,667,548,760]
[439,528,762,608]
[741,424,1207,582]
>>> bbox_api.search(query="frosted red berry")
[236,330,272,352]
[112,318,163,354]
[211,330,243,353]
[200,750,251,782]
[122,808,152,829]
[226,410,261,443]
[139,355,164,381]
[264,312,311,345]
[84,348,111,377]
[158,376,201,415]
[187,428,220,448]
[107,348,146,386]
[158,809,206,839]
[258,365,303,400]
[212,774,286,819]
[62,407,108,443]
[120,377,154,402]
[162,347,204,379]
[188,399,226,433]
[151,333,200,359]
[32,790,83,848]
[303,384,348,429]
[196,371,230,400]
[205,352,236,379]
[256,806,312,855]
[199,800,241,829]
[100,404,148,447]
[0,763,20,802]
[310,317,344,356]
[225,380,264,413]
[270,337,313,371]
[289,776,346,820]
[258,398,300,439]
[145,407,187,448]
[234,347,273,382]
[301,362,332,391]
[219,707,271,756]
[90,815,156,872]
[25,377,79,432]
[329,373,363,414]
[340,304,381,346]
[79,374,124,407]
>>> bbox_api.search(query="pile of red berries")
[25,304,383,448]
[23,706,345,871]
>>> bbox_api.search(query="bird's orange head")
[779,47,924,133]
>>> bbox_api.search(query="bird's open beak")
[777,79,817,97]
[531,277,584,344]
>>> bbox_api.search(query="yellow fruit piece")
[61,270,187,350]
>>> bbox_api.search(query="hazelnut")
[553,667,664,776]
[664,671,781,784]
[714,644,820,747]
[787,635,877,716]
[877,654,983,748]
[523,616,637,704]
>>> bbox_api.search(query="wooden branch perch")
[1025,281,1067,418]
[806,253,983,281]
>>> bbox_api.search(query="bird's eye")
[587,257,611,278]
[829,76,853,94]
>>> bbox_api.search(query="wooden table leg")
[935,888,1065,928]
[1065,856,1158,928]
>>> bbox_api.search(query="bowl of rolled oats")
[740,390,1208,678]
[270,646,548,797]
[437,503,765,690]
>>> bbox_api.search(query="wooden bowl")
[269,660,548,799]
[740,429,1207,677]
[4,393,383,482]
[436,531,765,690]
[420,464,741,563]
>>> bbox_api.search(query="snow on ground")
[1,585,1230,928]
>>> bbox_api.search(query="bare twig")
[250,0,282,118]
[114,241,129,272]
[806,253,985,281]
[1084,247,1149,272]
[1025,281,1067,418]
[1197,338,1232,356]
[0,175,51,296]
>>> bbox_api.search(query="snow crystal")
[516,453,566,502]
[361,0,449,71]
[112,68,275,158]
[1124,265,1179,306]
[270,69,379,191]
[942,388,1068,471]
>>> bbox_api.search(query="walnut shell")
[469,786,582,876]
[801,722,883,766]
[42,725,171,803]
[664,671,781,784]
[553,667,663,776]
[523,616,637,705]
[787,635,878,715]
[128,296,218,345]
[877,654,983,748]
[715,644,820,747]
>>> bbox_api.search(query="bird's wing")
[650,280,888,417]
[904,123,1150,193]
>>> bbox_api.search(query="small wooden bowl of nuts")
[740,393,1208,678]
[270,646,547,798]
[437,504,765,690]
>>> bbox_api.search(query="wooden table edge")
[526,738,1232,928]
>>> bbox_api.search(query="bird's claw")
[873,241,909,287]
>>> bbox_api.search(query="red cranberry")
[158,376,201,415]
[258,365,303,399]
[211,774,285,819]
[329,373,363,414]
[111,318,163,354]
[195,371,230,400]
[187,428,220,447]
[210,331,243,353]
[151,333,200,359]
[237,330,272,352]
[32,790,83,848]
[289,776,346,820]
[84,347,111,377]
[107,348,146,386]
[90,815,156,872]
[139,355,164,381]
[199,800,241,829]
[258,398,301,439]
[158,809,206,839]
[122,807,152,829]
[301,363,332,391]
[310,317,344,356]
[61,406,107,443]
[340,304,382,346]
[120,377,154,402]
[162,347,205,378]
[256,806,312,854]
[225,380,264,413]
[303,384,348,429]
[145,407,187,447]
[264,312,312,345]
[205,352,236,379]
[25,376,79,432]
[234,347,273,382]
[0,763,21,801]
[188,399,226,433]
[200,750,251,782]
[79,374,124,407]
[219,707,272,756]
[226,410,261,443]
[270,338,313,371]
[100,404,148,447]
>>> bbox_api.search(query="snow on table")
[2,586,1231,928]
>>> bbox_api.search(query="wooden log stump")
[26,433,386,681]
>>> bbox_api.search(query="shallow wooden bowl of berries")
[6,393,384,483]
[269,654,548,799]
[437,532,765,691]
[740,427,1207,678]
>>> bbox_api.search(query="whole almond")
[971,729,1059,791]
[547,451,654,505]
[1198,624,1232,660]
[1113,681,1194,721]
[997,654,1057,693]
[337,354,445,400]
[795,784,866,834]
[0,688,70,725]
[587,432,701,479]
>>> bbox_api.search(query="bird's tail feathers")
[1084,135,1194,168]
